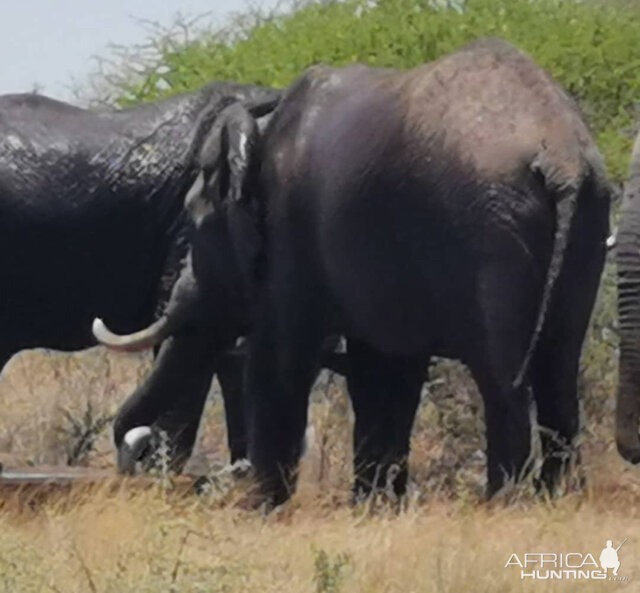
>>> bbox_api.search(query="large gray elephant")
[0,82,280,472]
[97,38,611,506]
[615,132,640,464]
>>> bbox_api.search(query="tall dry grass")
[0,343,639,591]
[0,462,638,592]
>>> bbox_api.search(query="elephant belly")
[320,213,476,357]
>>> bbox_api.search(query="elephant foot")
[193,459,267,508]
[534,439,584,497]
[351,463,412,513]
[193,458,253,492]
[534,459,586,497]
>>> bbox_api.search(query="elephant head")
[93,100,267,354]
[616,131,640,464]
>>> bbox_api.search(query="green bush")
[115,0,640,182]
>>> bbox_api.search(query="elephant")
[615,131,640,465]
[0,81,280,472]
[96,38,611,506]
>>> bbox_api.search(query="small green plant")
[312,547,351,593]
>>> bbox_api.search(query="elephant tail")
[512,157,583,388]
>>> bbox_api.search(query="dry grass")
[0,348,149,469]
[0,327,639,591]
[0,468,638,592]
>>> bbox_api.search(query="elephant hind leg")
[472,364,534,497]
[529,306,589,493]
[346,338,425,501]
[530,196,606,492]
[469,261,539,497]
[530,348,581,494]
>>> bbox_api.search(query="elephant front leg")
[346,338,425,502]
[114,332,217,474]
[245,295,326,507]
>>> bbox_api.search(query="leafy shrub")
[107,0,640,182]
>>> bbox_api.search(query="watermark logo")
[505,539,629,581]
[599,539,626,577]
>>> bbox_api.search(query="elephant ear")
[93,102,267,353]
[185,101,265,313]
[185,102,260,226]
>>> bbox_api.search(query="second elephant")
[0,82,279,472]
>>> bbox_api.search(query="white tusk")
[123,426,152,449]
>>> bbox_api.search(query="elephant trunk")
[615,134,640,464]
[616,230,640,463]
[616,356,640,464]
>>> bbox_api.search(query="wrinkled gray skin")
[241,39,611,505]
[101,39,611,506]
[615,132,640,464]
[0,82,280,472]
